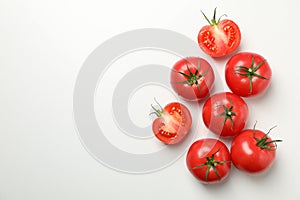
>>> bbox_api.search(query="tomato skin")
[170,57,215,101]
[152,102,192,144]
[198,19,241,57]
[202,92,248,137]
[225,52,272,97]
[231,129,276,173]
[186,139,231,183]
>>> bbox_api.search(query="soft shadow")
[243,160,279,182]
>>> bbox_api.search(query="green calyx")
[171,58,209,93]
[252,122,282,150]
[192,149,229,181]
[149,98,164,117]
[235,55,269,94]
[216,100,236,127]
[201,7,227,26]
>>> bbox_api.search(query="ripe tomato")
[198,8,241,57]
[151,101,192,144]
[230,124,282,173]
[186,138,231,183]
[170,57,215,101]
[225,52,272,97]
[202,92,248,137]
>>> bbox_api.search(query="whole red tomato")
[225,52,272,97]
[198,8,241,57]
[230,124,282,173]
[186,138,231,183]
[202,92,248,137]
[151,101,192,144]
[170,57,215,101]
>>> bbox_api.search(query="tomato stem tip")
[149,98,164,117]
[201,7,227,26]
[251,122,282,150]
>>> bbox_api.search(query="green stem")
[216,100,236,127]
[201,7,227,26]
[172,58,209,93]
[235,55,269,94]
[192,148,229,181]
[251,122,282,150]
[149,98,164,117]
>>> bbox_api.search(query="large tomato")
[225,52,272,97]
[170,57,215,101]
[186,138,231,183]
[151,101,192,144]
[230,124,282,173]
[198,8,241,57]
[202,92,248,137]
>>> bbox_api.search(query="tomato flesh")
[198,20,241,57]
[152,102,192,144]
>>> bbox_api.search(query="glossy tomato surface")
[231,128,280,173]
[186,138,231,183]
[225,52,272,97]
[202,92,248,137]
[151,102,192,144]
[171,57,215,101]
[198,8,241,57]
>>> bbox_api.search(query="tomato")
[151,101,192,144]
[202,92,248,137]
[170,57,215,101]
[186,138,231,183]
[198,8,241,57]
[225,52,272,97]
[230,124,282,173]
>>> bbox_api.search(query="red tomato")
[151,101,192,144]
[198,8,241,57]
[186,138,231,183]
[170,57,215,101]
[202,92,248,137]
[225,52,272,97]
[230,124,282,173]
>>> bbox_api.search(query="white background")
[1,0,300,199]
